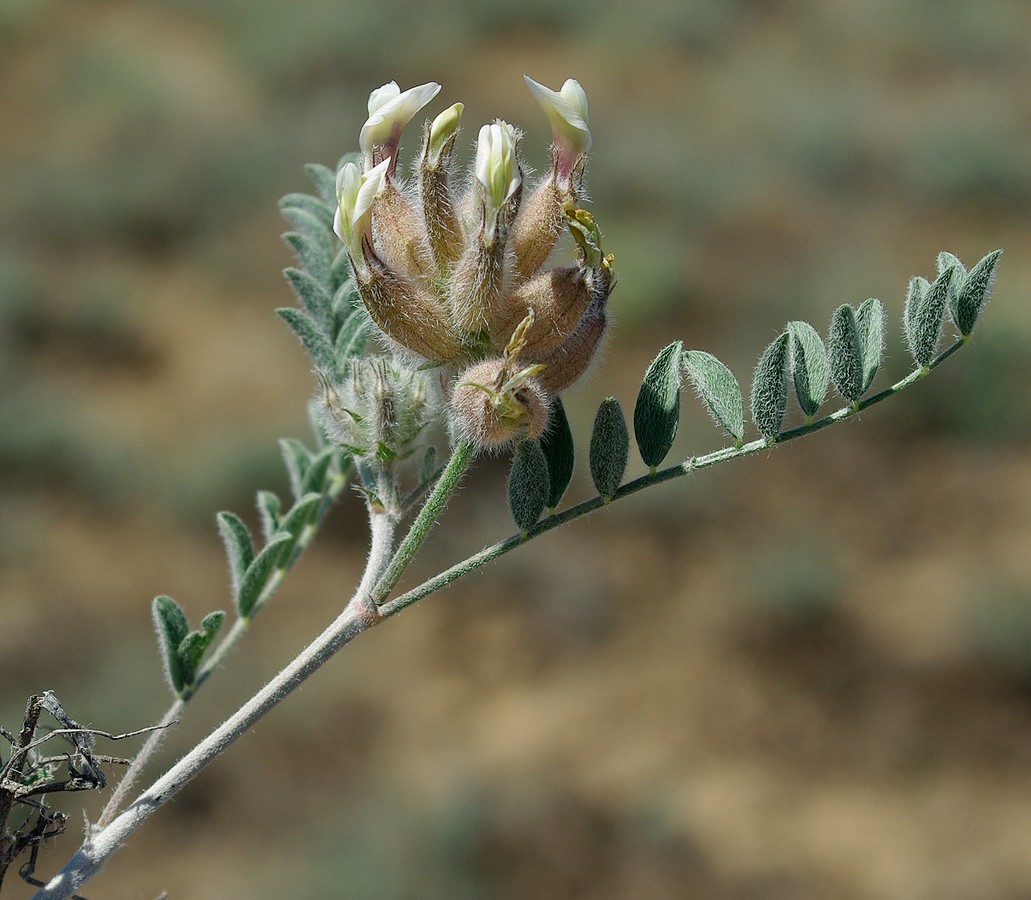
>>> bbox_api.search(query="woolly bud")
[317,359,433,464]
[490,264,594,356]
[508,176,565,283]
[450,357,550,448]
[447,235,506,336]
[373,180,434,279]
[420,110,465,270]
[358,254,462,361]
[534,294,608,395]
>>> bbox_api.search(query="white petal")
[367,82,400,116]
[524,74,591,154]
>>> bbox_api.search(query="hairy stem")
[379,343,963,618]
[95,463,351,829]
[37,344,961,898]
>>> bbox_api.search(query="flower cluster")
[333,76,614,449]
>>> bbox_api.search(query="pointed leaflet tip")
[682,350,745,443]
[750,333,789,440]
[787,321,829,419]
[952,249,1002,337]
[634,341,683,469]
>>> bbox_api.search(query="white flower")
[524,75,591,188]
[333,158,389,273]
[359,81,441,169]
[474,120,521,240]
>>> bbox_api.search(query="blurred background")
[2,0,1031,897]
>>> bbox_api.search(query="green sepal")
[236,533,293,619]
[539,397,575,510]
[682,350,745,444]
[152,595,190,696]
[952,249,1001,337]
[284,268,333,335]
[283,231,332,288]
[750,332,789,440]
[787,321,829,419]
[279,192,334,231]
[904,268,952,367]
[828,305,863,402]
[855,298,885,392]
[304,163,338,206]
[277,307,336,372]
[256,490,281,543]
[508,440,550,533]
[634,341,683,469]
[216,511,255,600]
[589,397,629,498]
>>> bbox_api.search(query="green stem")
[371,442,475,606]
[380,341,963,618]
[95,458,352,829]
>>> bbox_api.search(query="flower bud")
[420,106,466,270]
[508,176,564,283]
[374,180,434,279]
[534,294,608,395]
[524,75,591,192]
[490,264,593,356]
[425,102,464,169]
[447,235,506,336]
[334,159,389,278]
[450,357,550,448]
[358,253,462,361]
[318,359,433,464]
[360,81,441,172]
[474,120,521,244]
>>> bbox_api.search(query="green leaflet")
[589,398,629,498]
[952,249,1002,337]
[787,321,829,420]
[855,298,885,393]
[279,192,335,231]
[256,490,281,543]
[828,305,863,403]
[304,162,338,206]
[277,307,336,372]
[153,595,189,695]
[279,437,313,501]
[236,533,293,619]
[283,231,333,288]
[905,267,952,367]
[634,341,683,470]
[508,440,550,533]
[750,333,789,440]
[284,268,333,335]
[682,350,744,444]
[539,398,575,510]
[216,511,254,600]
